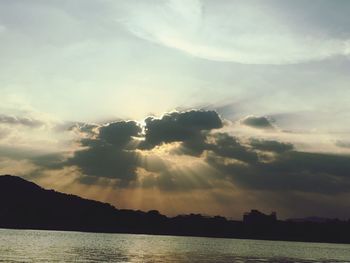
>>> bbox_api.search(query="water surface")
[1,229,349,262]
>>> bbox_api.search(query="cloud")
[0,114,44,128]
[98,121,141,147]
[0,104,73,166]
[249,138,294,153]
[206,133,258,164]
[68,122,99,136]
[241,116,275,130]
[34,110,224,188]
[208,145,350,194]
[140,110,222,149]
[64,121,142,186]
[120,0,350,64]
[67,143,140,185]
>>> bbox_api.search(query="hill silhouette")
[1,174,350,243]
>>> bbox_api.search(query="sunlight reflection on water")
[0,229,350,262]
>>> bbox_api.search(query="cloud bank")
[28,110,350,198]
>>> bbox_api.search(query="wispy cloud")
[0,114,44,128]
[120,0,350,64]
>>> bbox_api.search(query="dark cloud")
[209,145,350,194]
[270,151,350,178]
[249,138,294,153]
[56,111,223,188]
[64,121,142,185]
[67,143,139,185]
[207,133,258,163]
[140,110,222,149]
[0,114,44,128]
[98,121,141,147]
[241,116,275,130]
[175,132,258,164]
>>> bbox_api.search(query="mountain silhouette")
[1,174,350,243]
[0,175,120,232]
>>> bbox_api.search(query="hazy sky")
[1,0,350,219]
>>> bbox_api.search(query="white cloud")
[120,0,350,64]
[0,97,72,155]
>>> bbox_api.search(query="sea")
[0,229,350,262]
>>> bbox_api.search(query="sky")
[1,0,350,219]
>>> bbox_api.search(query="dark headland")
[1,175,350,244]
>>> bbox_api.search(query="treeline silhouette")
[1,175,350,243]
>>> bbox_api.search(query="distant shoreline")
[1,175,350,245]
